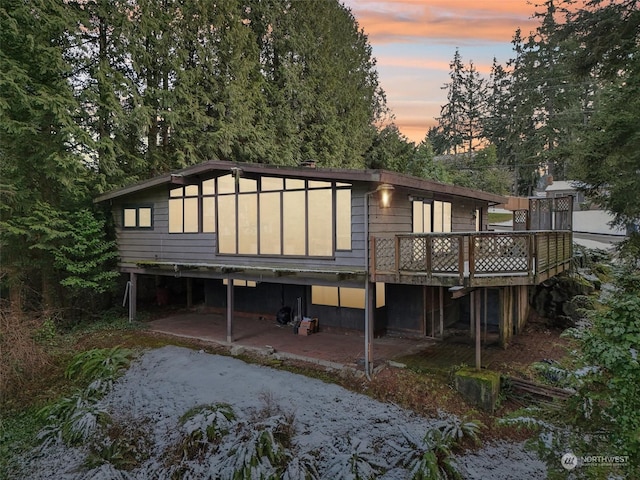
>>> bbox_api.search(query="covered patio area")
[145,310,569,374]
[147,310,435,369]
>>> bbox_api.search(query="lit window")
[123,206,153,229]
[312,285,339,306]
[222,279,257,287]
[169,186,199,233]
[261,177,283,191]
[336,188,352,250]
[218,194,236,253]
[340,287,365,309]
[376,282,385,308]
[203,179,216,233]
[167,175,352,256]
[259,192,281,254]
[308,188,332,256]
[413,200,449,233]
[283,190,306,255]
[238,194,258,254]
[311,285,372,309]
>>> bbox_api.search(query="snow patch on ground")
[17,346,547,479]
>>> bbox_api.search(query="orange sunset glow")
[342,0,542,143]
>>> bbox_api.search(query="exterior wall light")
[377,183,394,208]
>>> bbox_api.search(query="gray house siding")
[113,182,366,272]
[111,181,490,271]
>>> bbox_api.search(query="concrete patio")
[148,310,436,369]
[146,309,569,373]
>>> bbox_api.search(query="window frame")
[166,174,352,257]
[122,204,154,230]
[412,199,451,233]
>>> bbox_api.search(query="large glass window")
[311,282,385,309]
[336,189,352,250]
[167,173,352,256]
[169,186,199,233]
[413,200,450,233]
[259,192,281,254]
[283,190,306,255]
[218,194,236,253]
[238,194,258,254]
[308,188,332,256]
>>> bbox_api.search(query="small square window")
[123,206,153,229]
[123,208,137,228]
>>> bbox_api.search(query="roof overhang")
[94,160,507,206]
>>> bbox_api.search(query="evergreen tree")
[0,0,89,314]
[460,60,487,155]
[484,2,591,195]
[250,0,385,168]
[365,124,414,173]
[67,0,142,192]
[484,58,515,191]
[408,138,449,182]
[437,50,487,158]
[562,0,640,245]
[437,49,465,156]
[426,126,449,156]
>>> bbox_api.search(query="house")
[545,180,588,210]
[95,161,573,373]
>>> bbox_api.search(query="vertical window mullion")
[235,189,239,254]
[332,185,336,254]
[280,190,284,255]
[305,183,309,256]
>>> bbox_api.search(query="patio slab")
[148,310,435,368]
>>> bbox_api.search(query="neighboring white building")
[545,180,587,210]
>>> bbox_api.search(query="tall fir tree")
[562,0,640,247]
[0,0,88,313]
[437,49,465,156]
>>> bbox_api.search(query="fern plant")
[36,394,110,447]
[65,347,133,384]
[178,403,237,461]
[213,414,295,480]
[84,416,152,472]
[36,346,134,449]
[281,451,320,480]
[324,436,386,480]
[391,416,483,480]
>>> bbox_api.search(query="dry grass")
[0,311,52,406]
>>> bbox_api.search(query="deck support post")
[475,289,482,370]
[483,288,488,345]
[186,278,193,308]
[226,276,234,343]
[439,286,444,339]
[365,280,374,376]
[470,290,475,340]
[129,272,137,322]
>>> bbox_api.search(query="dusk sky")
[342,0,542,143]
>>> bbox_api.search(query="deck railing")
[371,231,572,287]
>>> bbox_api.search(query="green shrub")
[393,416,483,480]
[85,417,152,471]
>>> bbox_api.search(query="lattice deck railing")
[372,231,572,287]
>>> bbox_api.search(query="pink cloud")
[345,0,538,44]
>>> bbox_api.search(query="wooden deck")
[371,230,572,287]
